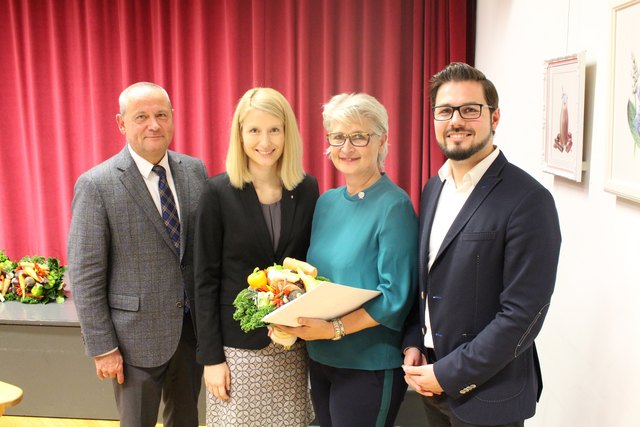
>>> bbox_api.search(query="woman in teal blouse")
[277,93,418,427]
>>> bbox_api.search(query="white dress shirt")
[423,146,501,348]
[128,144,181,220]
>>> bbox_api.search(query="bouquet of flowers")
[0,250,67,304]
[232,257,326,349]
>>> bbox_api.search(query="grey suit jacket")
[67,145,208,368]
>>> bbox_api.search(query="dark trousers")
[309,359,407,427]
[113,313,203,427]
[421,394,525,427]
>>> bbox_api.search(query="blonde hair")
[322,93,389,171]
[226,88,305,190]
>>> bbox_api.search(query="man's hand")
[402,355,444,397]
[204,362,231,401]
[402,347,436,396]
[94,349,124,384]
[403,346,426,367]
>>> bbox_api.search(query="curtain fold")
[0,0,475,263]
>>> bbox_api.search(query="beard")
[438,129,493,161]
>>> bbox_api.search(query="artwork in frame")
[606,0,640,203]
[542,52,586,182]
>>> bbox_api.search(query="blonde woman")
[193,88,317,426]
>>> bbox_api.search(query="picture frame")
[542,52,586,182]
[605,0,640,203]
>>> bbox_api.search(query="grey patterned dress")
[206,341,314,426]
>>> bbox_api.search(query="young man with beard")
[402,63,562,426]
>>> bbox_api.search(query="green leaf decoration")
[627,99,640,149]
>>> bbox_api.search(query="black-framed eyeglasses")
[432,103,494,121]
[326,131,378,147]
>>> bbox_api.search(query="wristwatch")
[331,318,345,341]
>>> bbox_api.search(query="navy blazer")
[192,173,319,365]
[404,152,561,425]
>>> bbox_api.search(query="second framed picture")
[605,0,640,203]
[542,52,586,182]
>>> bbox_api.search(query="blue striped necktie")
[152,165,180,254]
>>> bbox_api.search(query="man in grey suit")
[68,82,207,426]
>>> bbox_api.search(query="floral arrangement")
[629,53,640,149]
[0,250,67,304]
[232,257,326,349]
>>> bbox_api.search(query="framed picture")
[606,0,640,203]
[542,52,586,182]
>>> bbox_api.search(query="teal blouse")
[306,174,418,370]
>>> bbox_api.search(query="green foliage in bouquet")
[232,288,277,332]
[0,250,67,304]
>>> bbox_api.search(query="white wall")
[476,1,640,425]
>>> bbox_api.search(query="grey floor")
[394,389,428,426]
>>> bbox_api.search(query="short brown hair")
[430,62,499,109]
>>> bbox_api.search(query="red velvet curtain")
[0,0,475,263]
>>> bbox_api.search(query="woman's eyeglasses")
[326,132,378,147]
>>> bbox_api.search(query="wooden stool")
[0,380,23,416]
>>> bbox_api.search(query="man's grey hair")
[118,82,172,115]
